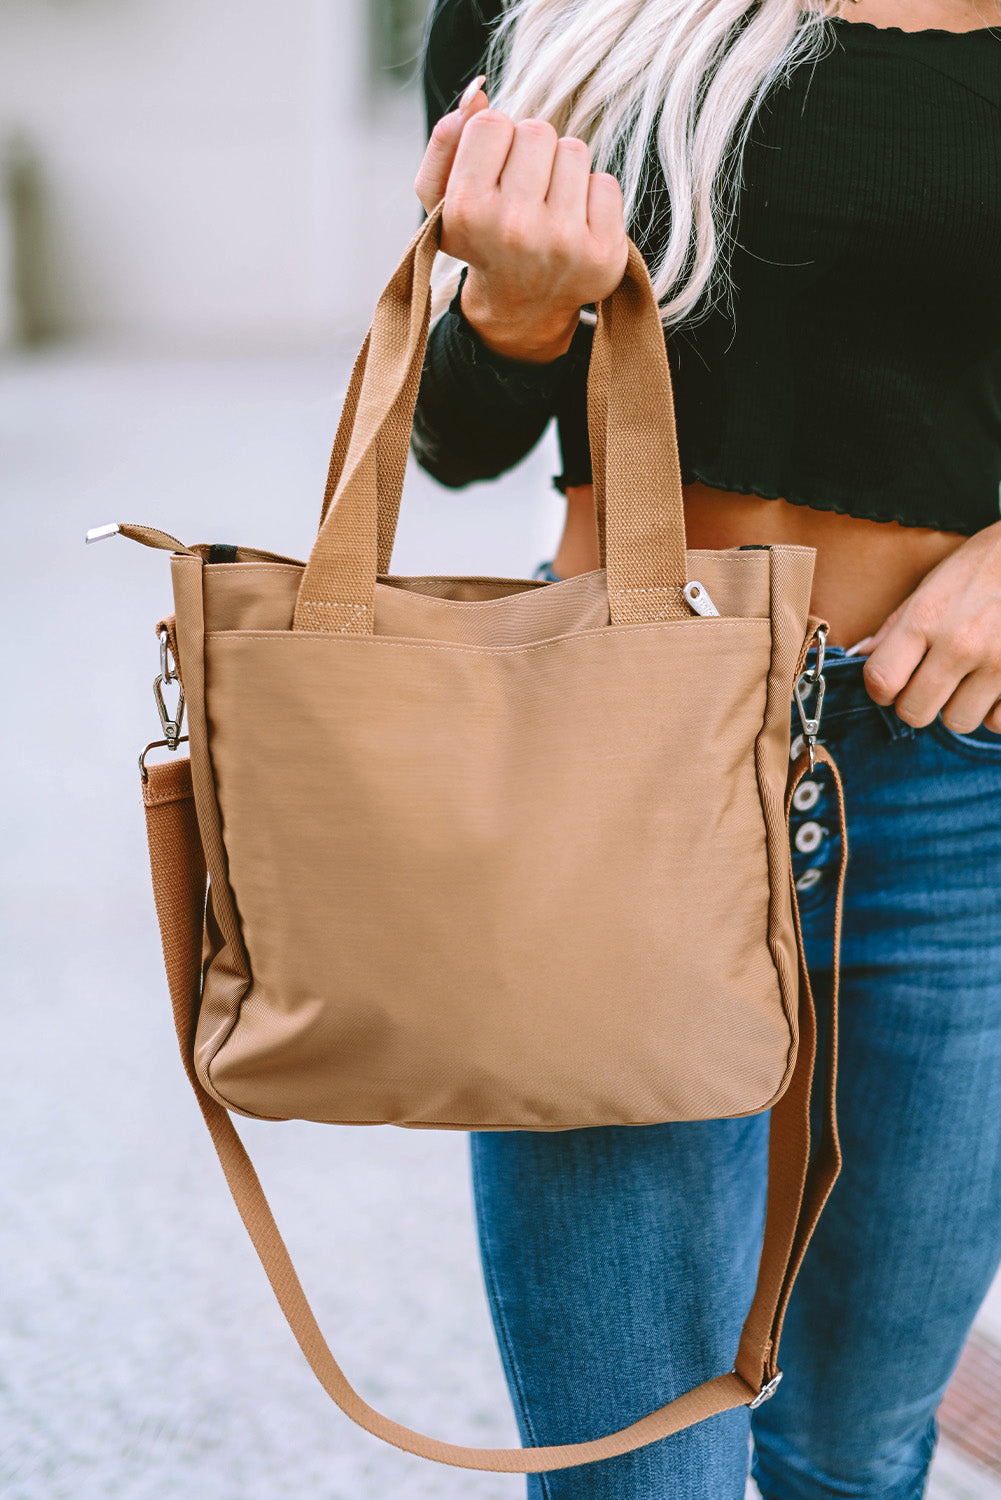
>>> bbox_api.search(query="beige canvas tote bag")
[91,196,847,1474]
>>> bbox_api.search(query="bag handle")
[293,199,690,636]
[139,743,844,1474]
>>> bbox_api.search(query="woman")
[410,2,1001,1496]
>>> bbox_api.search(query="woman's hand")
[415,74,492,214]
[414,78,629,362]
[850,520,1001,733]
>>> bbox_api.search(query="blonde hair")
[426,0,837,331]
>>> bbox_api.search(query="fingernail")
[844,639,871,657]
[459,74,486,110]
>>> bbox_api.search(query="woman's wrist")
[459,266,581,365]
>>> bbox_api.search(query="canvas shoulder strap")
[139,746,845,1475]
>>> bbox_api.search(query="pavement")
[2,347,998,1500]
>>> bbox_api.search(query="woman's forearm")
[410,266,594,489]
[459,265,581,363]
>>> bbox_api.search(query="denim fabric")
[470,648,1001,1499]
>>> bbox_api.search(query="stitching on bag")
[298,600,368,631]
[615,586,687,619]
[204,619,768,656]
[143,786,189,808]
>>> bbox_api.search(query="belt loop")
[875,704,914,742]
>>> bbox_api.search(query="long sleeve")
[412,266,595,489]
[410,0,596,491]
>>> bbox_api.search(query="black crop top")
[413,3,1001,535]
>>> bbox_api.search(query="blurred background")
[1,3,998,1498]
[2,0,433,349]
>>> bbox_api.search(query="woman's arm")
[410,0,619,489]
[412,265,594,489]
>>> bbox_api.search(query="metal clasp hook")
[139,736,189,782]
[153,627,185,750]
[159,625,177,685]
[794,624,828,772]
[153,624,185,747]
[141,627,187,780]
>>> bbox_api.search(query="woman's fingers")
[889,643,969,728]
[940,667,1001,735]
[447,109,516,206]
[860,526,1001,732]
[499,118,560,208]
[862,616,928,710]
[586,173,629,286]
[545,135,593,226]
[429,95,627,325]
[870,620,1001,730]
[859,608,1001,732]
[413,81,489,214]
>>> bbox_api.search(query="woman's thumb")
[415,76,487,213]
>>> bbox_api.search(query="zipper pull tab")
[85,522,121,544]
[85,522,196,555]
[683,580,720,618]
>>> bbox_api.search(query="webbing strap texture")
[139,746,845,1473]
[293,200,690,636]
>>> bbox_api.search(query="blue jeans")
[470,648,1001,1500]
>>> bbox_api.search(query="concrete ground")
[2,348,998,1500]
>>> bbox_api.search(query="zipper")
[683,579,720,617]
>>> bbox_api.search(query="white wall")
[0,0,425,348]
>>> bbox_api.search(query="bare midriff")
[556,481,969,647]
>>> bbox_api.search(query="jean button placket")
[789,628,833,901]
[789,761,832,899]
[792,795,830,893]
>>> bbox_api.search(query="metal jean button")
[794,821,824,854]
[792,780,821,812]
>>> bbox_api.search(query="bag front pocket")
[197,617,792,1130]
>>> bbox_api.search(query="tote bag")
[94,196,845,1473]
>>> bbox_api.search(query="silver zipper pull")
[683,580,720,617]
[85,522,121,544]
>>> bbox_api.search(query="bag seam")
[174,556,257,1110]
[751,557,806,1102]
[185,1101,784,1129]
[202,618,769,656]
